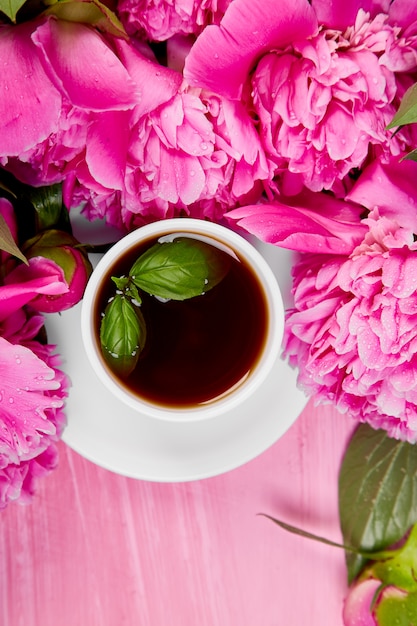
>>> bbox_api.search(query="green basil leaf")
[126,282,142,305]
[100,294,146,377]
[339,424,417,583]
[112,276,130,291]
[111,277,142,305]
[387,82,417,129]
[129,237,231,301]
[0,214,28,264]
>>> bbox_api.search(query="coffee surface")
[95,233,269,408]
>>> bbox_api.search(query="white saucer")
[44,238,308,481]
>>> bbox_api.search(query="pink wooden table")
[0,399,355,626]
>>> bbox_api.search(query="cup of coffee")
[81,218,284,421]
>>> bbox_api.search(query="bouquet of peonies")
[1,0,417,621]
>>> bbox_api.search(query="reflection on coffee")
[94,232,269,409]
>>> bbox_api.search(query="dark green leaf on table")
[129,237,231,301]
[339,424,417,583]
[0,214,28,264]
[100,294,147,378]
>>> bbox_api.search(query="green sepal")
[376,590,417,626]
[370,524,417,593]
[44,0,128,39]
[23,183,71,234]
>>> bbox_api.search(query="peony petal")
[344,579,410,626]
[0,21,62,156]
[0,198,17,242]
[347,158,417,232]
[158,148,206,205]
[389,0,417,33]
[32,18,137,111]
[227,193,366,253]
[0,337,63,461]
[311,0,390,30]
[86,110,131,190]
[114,38,182,117]
[325,103,360,160]
[183,0,317,99]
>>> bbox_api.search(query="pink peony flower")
[0,16,138,186]
[117,0,232,42]
[1,14,271,230]
[278,158,417,442]
[184,0,417,193]
[64,38,271,230]
[0,199,69,507]
[0,311,68,508]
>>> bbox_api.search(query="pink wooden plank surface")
[0,399,355,626]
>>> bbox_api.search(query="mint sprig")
[100,237,231,377]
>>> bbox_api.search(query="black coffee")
[94,231,269,409]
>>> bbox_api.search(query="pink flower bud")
[22,230,93,313]
[343,578,411,626]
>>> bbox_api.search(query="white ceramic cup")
[81,218,284,421]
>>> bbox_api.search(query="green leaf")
[0,214,28,264]
[44,0,128,39]
[403,148,417,162]
[387,82,417,129]
[129,237,231,301]
[100,294,147,378]
[0,0,26,21]
[339,424,417,583]
[258,514,363,553]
